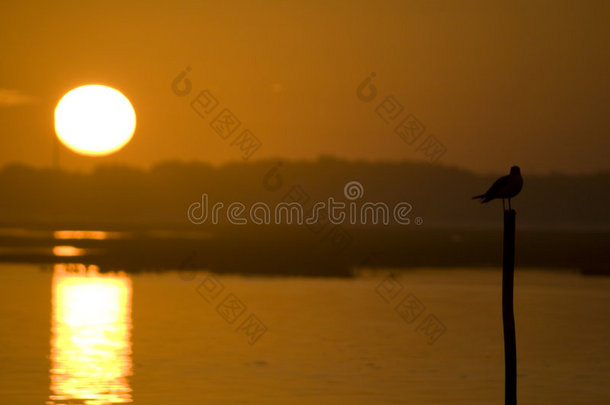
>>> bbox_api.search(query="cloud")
[0,89,38,107]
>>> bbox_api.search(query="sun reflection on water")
[52,245,86,257]
[48,263,133,404]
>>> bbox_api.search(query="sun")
[54,85,136,156]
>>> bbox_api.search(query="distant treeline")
[0,157,608,229]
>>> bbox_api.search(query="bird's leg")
[502,199,506,211]
[508,198,512,211]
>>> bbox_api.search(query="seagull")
[472,166,523,210]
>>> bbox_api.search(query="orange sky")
[1,0,608,174]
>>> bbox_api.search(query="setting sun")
[54,85,136,156]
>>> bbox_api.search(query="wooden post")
[502,209,517,404]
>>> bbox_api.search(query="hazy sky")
[1,0,608,174]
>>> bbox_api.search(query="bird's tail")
[472,194,485,199]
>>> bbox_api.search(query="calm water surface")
[0,264,608,404]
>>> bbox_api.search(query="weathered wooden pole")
[502,209,517,405]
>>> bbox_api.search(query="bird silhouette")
[473,166,523,210]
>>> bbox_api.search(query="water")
[0,264,608,404]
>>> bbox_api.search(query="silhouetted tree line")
[0,157,607,229]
